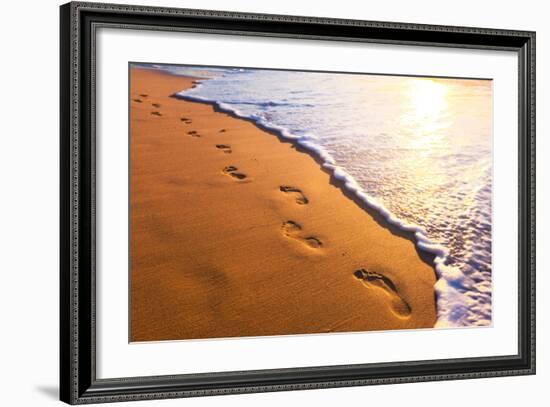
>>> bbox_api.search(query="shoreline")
[172,91,437,268]
[130,66,438,342]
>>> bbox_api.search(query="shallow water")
[148,63,493,328]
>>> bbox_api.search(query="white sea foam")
[152,63,493,327]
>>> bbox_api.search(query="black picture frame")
[60,1,536,404]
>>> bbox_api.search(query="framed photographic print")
[60,1,536,404]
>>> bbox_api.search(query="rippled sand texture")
[130,67,437,342]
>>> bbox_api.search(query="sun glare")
[409,79,449,118]
[403,79,452,151]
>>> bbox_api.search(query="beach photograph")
[129,63,493,342]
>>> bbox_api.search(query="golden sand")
[130,67,437,342]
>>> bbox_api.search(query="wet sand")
[130,66,437,342]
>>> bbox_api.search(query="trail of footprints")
[134,95,411,318]
[218,153,409,317]
[133,96,323,254]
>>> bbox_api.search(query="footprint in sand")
[353,268,411,317]
[216,144,232,154]
[223,165,247,180]
[132,98,143,103]
[152,103,161,108]
[219,129,227,133]
[180,117,192,124]
[151,111,162,116]
[187,130,201,138]
[139,94,148,98]
[280,186,309,205]
[281,220,322,249]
